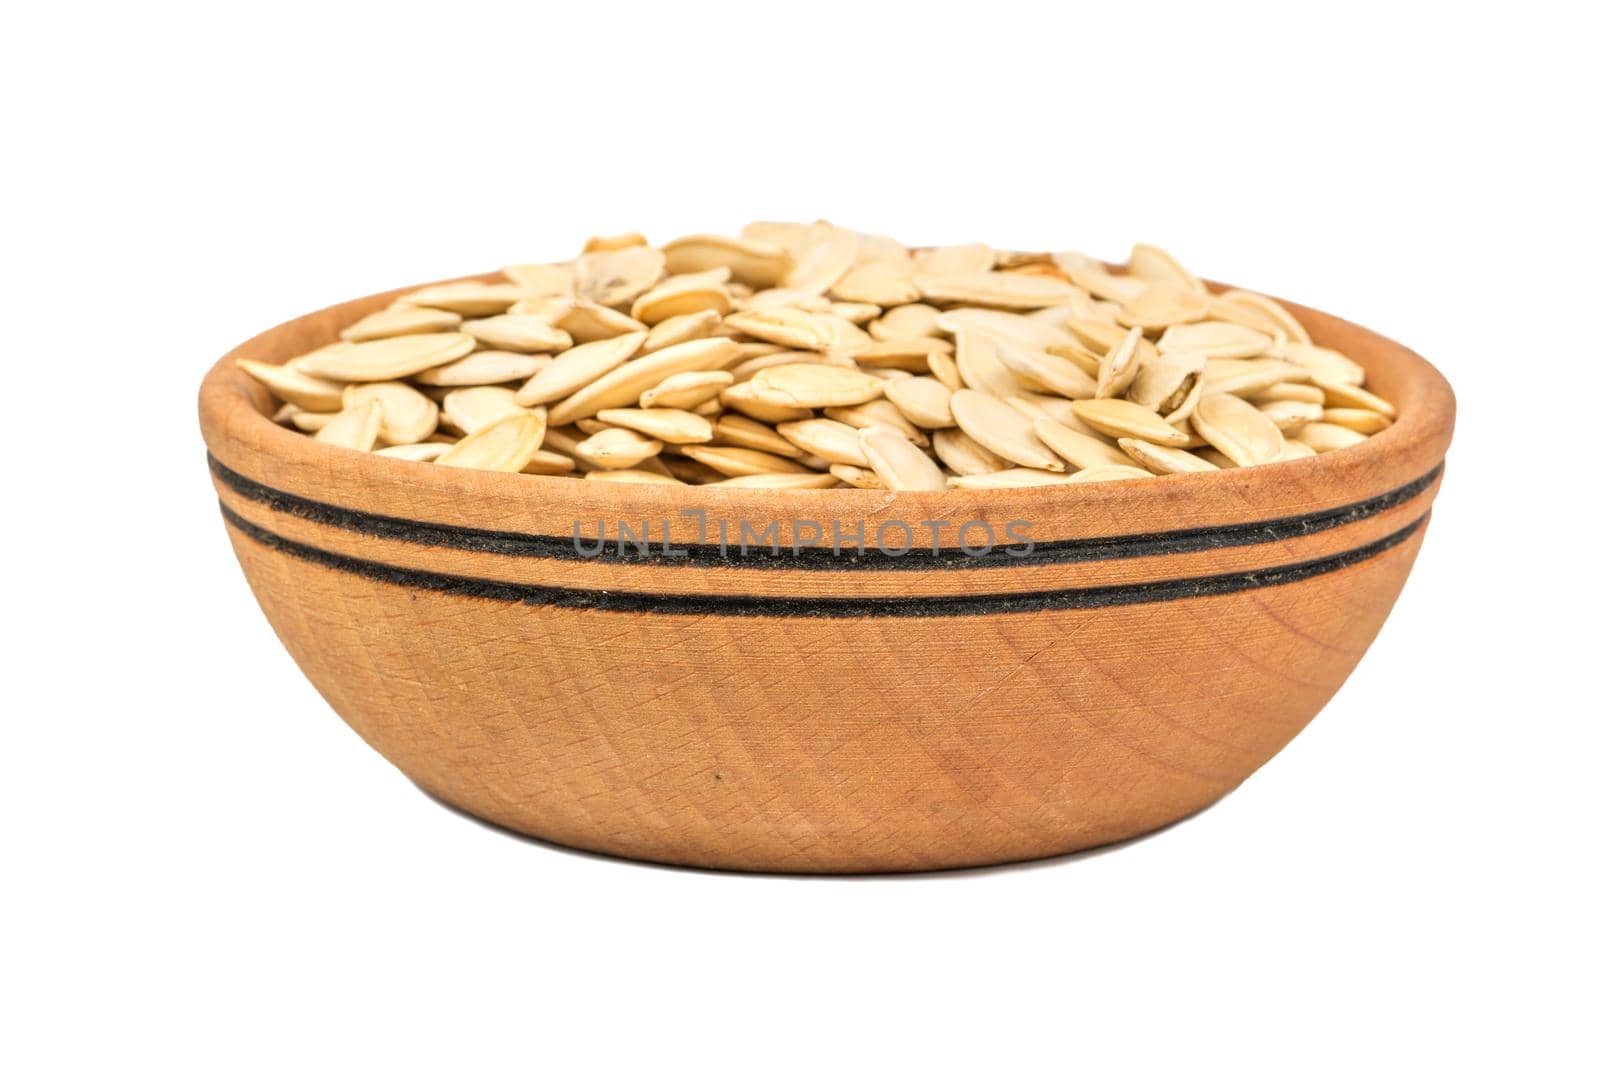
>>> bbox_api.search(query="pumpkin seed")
[639,370,734,409]
[823,398,929,446]
[586,469,682,485]
[461,315,574,353]
[1252,382,1327,405]
[930,428,1009,476]
[928,346,964,392]
[505,296,570,318]
[575,245,665,308]
[884,376,955,429]
[661,233,791,287]
[829,463,886,489]
[1315,378,1397,418]
[1202,358,1313,397]
[1321,407,1393,433]
[1071,398,1192,446]
[730,350,828,382]
[375,442,451,463]
[831,261,919,306]
[835,338,949,370]
[574,427,663,469]
[785,222,858,295]
[1256,399,1324,435]
[720,380,813,423]
[548,338,739,425]
[858,426,947,491]
[776,418,872,465]
[914,244,997,274]
[1118,437,1220,475]
[949,469,1076,489]
[1297,422,1369,452]
[296,333,476,382]
[401,282,526,316]
[581,233,647,253]
[1273,341,1366,386]
[340,306,462,342]
[713,414,807,457]
[1217,290,1310,344]
[724,306,868,351]
[940,307,1075,350]
[870,303,942,341]
[748,363,885,408]
[1127,243,1205,294]
[1127,350,1206,413]
[538,426,592,464]
[555,301,648,344]
[435,411,548,472]
[643,308,723,353]
[596,407,714,444]
[1010,394,1107,438]
[680,445,810,477]
[1158,321,1273,359]
[832,301,885,327]
[1044,339,1103,377]
[855,232,911,266]
[501,262,575,297]
[915,271,1079,309]
[1065,317,1156,360]
[740,288,831,313]
[739,220,812,254]
[997,344,1097,400]
[1034,419,1130,470]
[521,448,577,475]
[237,358,346,412]
[442,386,523,435]
[414,350,549,387]
[514,332,647,407]
[950,390,1064,470]
[631,268,734,325]
[1065,465,1155,483]
[1191,393,1285,466]
[709,473,842,490]
[953,328,1029,396]
[1054,253,1147,303]
[313,402,383,452]
[1115,285,1209,330]
[1096,326,1145,398]
[343,382,439,445]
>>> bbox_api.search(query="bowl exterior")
[200,278,1454,872]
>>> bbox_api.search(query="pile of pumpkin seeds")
[240,223,1396,490]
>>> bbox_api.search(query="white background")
[5,2,1596,1063]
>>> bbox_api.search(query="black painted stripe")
[220,502,1428,618]
[208,454,1440,571]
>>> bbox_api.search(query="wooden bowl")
[199,275,1455,873]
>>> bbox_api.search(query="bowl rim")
[199,271,1456,544]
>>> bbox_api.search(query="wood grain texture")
[198,273,1456,872]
